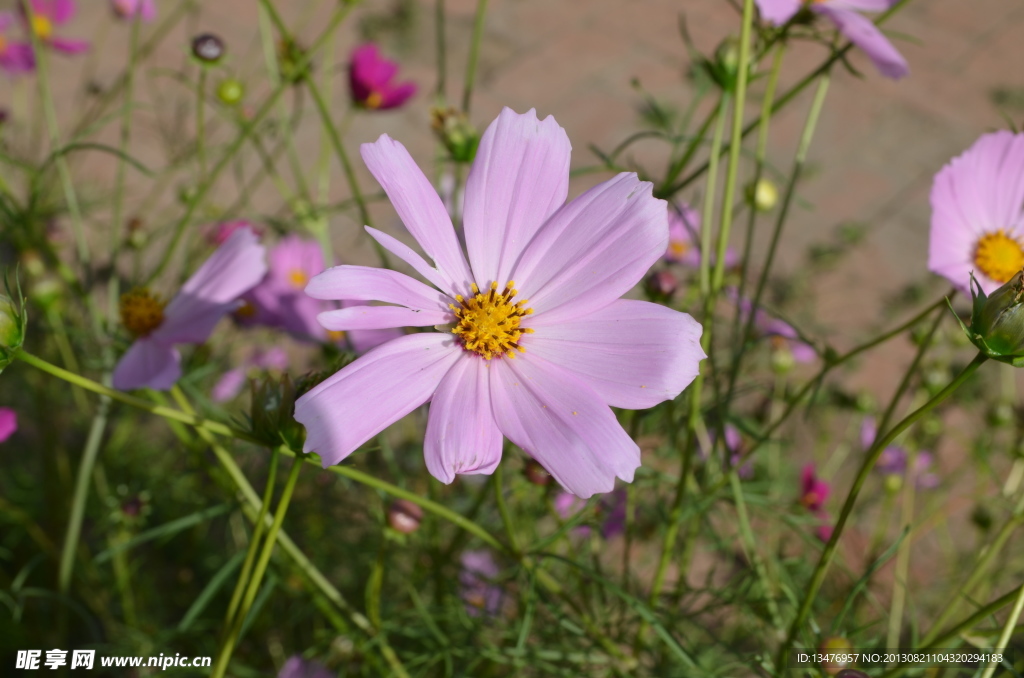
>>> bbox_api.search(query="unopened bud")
[387,499,424,534]
[0,291,25,373]
[771,346,795,374]
[217,78,244,106]
[818,637,853,675]
[191,33,225,64]
[958,270,1024,365]
[645,270,678,299]
[746,178,778,212]
[884,473,902,494]
[523,459,551,486]
[431,107,480,163]
[989,402,1014,427]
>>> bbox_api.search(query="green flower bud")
[884,473,902,494]
[0,290,26,373]
[988,401,1015,427]
[745,178,778,212]
[217,78,244,106]
[431,107,480,164]
[818,636,853,675]
[770,346,795,374]
[956,270,1024,365]
[250,374,305,450]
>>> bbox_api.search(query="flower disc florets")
[974,230,1024,284]
[119,288,165,338]
[450,281,534,360]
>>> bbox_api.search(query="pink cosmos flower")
[799,463,833,541]
[111,0,155,22]
[277,657,331,678]
[207,220,263,246]
[212,347,288,403]
[733,292,816,364]
[460,550,502,616]
[756,0,908,79]
[665,203,738,268]
[22,0,89,55]
[295,107,706,498]
[929,131,1024,295]
[0,407,17,442]
[113,227,267,391]
[238,235,398,352]
[348,43,416,110]
[0,13,34,75]
[861,417,939,489]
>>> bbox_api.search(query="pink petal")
[424,356,503,483]
[212,368,247,403]
[526,299,704,409]
[141,0,156,21]
[827,0,894,11]
[513,173,668,324]
[306,265,450,312]
[49,38,90,54]
[0,11,13,30]
[112,339,181,391]
[463,107,571,287]
[360,136,473,292]
[379,82,416,109]
[754,0,802,24]
[294,333,461,466]
[815,6,908,79]
[317,305,450,331]
[157,226,267,344]
[48,0,75,23]
[267,236,323,289]
[488,355,640,498]
[0,407,17,442]
[347,327,403,354]
[365,227,453,295]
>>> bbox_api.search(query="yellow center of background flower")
[326,330,346,342]
[288,269,308,288]
[31,15,52,40]
[974,230,1024,283]
[450,281,534,360]
[365,91,383,109]
[669,241,688,258]
[120,288,166,338]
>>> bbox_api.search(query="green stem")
[196,67,208,186]
[436,0,447,99]
[977,580,1024,678]
[462,0,489,113]
[699,95,730,297]
[493,464,519,553]
[728,469,784,632]
[776,353,988,671]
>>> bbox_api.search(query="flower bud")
[217,78,244,106]
[431,107,480,163]
[645,270,678,299]
[771,346,795,374]
[957,270,1024,365]
[191,33,225,64]
[250,374,305,450]
[988,402,1014,427]
[523,459,551,486]
[745,178,778,212]
[278,38,311,85]
[0,291,26,373]
[387,499,424,534]
[884,473,902,494]
[818,636,853,676]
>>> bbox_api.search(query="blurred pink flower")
[22,0,89,55]
[929,131,1024,295]
[207,220,263,246]
[732,291,816,363]
[0,13,35,74]
[460,550,502,616]
[755,0,908,79]
[348,43,415,110]
[295,108,705,498]
[553,491,589,535]
[277,656,331,678]
[699,423,754,478]
[665,203,738,269]
[211,347,288,403]
[0,407,17,442]
[799,463,833,542]
[113,227,267,391]
[861,417,939,489]
[111,0,155,22]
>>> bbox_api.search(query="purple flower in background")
[460,550,502,616]
[295,108,705,498]
[664,203,738,269]
[0,13,34,74]
[212,347,288,403]
[598,488,627,539]
[111,0,155,22]
[23,0,89,55]
[929,131,1024,295]
[755,0,908,79]
[861,417,939,489]
[277,656,332,678]
[0,407,17,442]
[554,491,590,535]
[733,291,816,363]
[799,463,833,542]
[113,227,267,391]
[348,43,416,110]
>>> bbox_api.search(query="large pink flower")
[295,108,705,497]
[756,0,908,79]
[348,43,416,110]
[929,131,1024,295]
[22,0,89,55]
[0,13,34,75]
[113,227,267,391]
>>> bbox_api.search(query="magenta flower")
[0,13,34,75]
[929,131,1024,295]
[799,463,833,541]
[0,407,17,442]
[23,0,89,55]
[113,227,267,391]
[665,203,738,269]
[861,417,939,489]
[756,0,908,79]
[295,108,705,498]
[212,347,288,403]
[111,0,155,22]
[348,43,416,110]
[460,550,502,616]
[277,657,331,678]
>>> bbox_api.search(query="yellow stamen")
[120,288,166,338]
[975,230,1024,284]
[365,91,384,109]
[669,241,688,258]
[326,330,346,343]
[288,269,308,288]
[31,14,52,41]
[450,280,534,360]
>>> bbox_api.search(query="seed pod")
[191,33,225,64]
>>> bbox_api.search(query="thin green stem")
[195,67,208,186]
[977,580,1024,678]
[436,0,447,99]
[776,353,988,671]
[462,0,489,113]
[699,95,730,297]
[493,464,519,554]
[728,469,784,632]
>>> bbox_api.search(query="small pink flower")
[861,417,939,489]
[733,291,816,363]
[665,203,738,269]
[0,13,34,75]
[22,0,89,55]
[277,656,331,678]
[460,550,502,616]
[0,407,17,442]
[756,0,908,79]
[799,463,829,512]
[929,131,1024,295]
[111,0,155,22]
[348,43,416,110]
[211,347,288,403]
[296,108,705,498]
[113,227,267,391]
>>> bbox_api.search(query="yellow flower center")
[326,330,346,342]
[234,301,256,319]
[450,281,534,360]
[120,288,166,338]
[31,14,53,41]
[365,91,383,109]
[669,241,688,258]
[0,36,7,53]
[288,269,308,289]
[801,491,820,510]
[974,230,1024,284]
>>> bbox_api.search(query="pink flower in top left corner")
[0,13,35,74]
[22,0,89,54]
[113,227,267,391]
[295,107,706,498]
